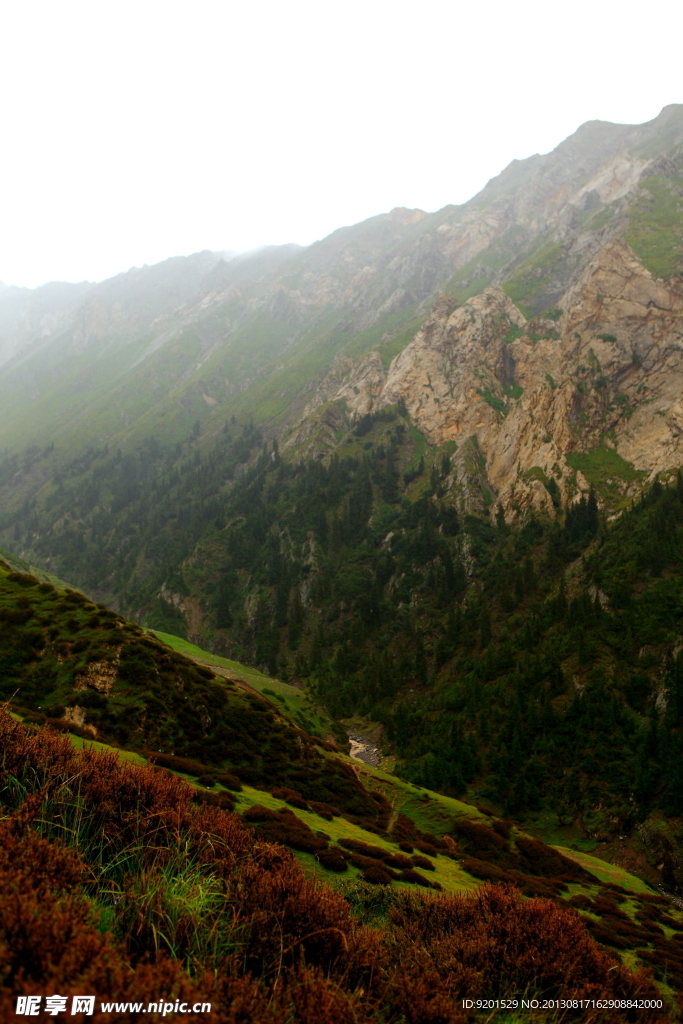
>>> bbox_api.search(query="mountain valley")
[3,104,683,1018]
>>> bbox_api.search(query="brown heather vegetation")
[0,710,672,1022]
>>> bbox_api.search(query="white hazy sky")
[1,0,681,289]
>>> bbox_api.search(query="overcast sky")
[1,0,681,289]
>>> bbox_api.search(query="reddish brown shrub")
[640,894,670,907]
[568,894,593,910]
[587,922,633,950]
[410,855,435,871]
[338,838,389,861]
[271,787,310,810]
[413,840,437,857]
[509,873,563,899]
[355,819,386,836]
[490,818,512,839]
[0,711,670,1022]
[228,853,353,974]
[192,790,235,811]
[400,869,434,888]
[461,856,511,882]
[243,804,278,822]
[516,836,588,880]
[384,853,414,870]
[362,865,393,885]
[145,751,213,776]
[259,822,327,854]
[658,912,683,929]
[316,848,348,873]
[451,818,510,863]
[387,885,663,1010]
[392,814,417,842]
[347,854,398,878]
[270,965,383,1024]
[309,801,339,820]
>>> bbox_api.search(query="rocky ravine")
[287,239,683,516]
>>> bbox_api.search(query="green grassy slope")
[150,629,345,745]
[0,560,381,821]
[145,628,676,901]
[0,544,80,590]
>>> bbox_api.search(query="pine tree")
[479,605,492,649]
[215,569,234,629]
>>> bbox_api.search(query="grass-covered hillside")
[150,629,346,747]
[0,560,381,821]
[2,708,680,1021]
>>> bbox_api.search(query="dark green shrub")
[215,771,242,791]
[76,690,107,710]
[43,704,65,718]
[271,787,309,810]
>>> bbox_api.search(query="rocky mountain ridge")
[0,106,681,463]
[289,237,683,516]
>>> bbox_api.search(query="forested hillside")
[5,393,683,884]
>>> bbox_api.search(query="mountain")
[1,105,683,893]
[0,105,681,480]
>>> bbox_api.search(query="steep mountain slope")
[0,558,384,821]
[292,237,683,514]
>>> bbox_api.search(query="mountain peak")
[387,207,427,225]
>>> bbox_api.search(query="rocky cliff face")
[289,237,683,515]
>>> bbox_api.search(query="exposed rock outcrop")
[290,239,683,515]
